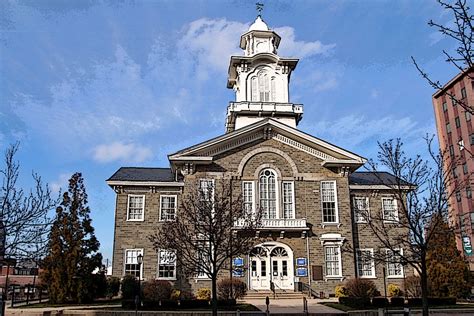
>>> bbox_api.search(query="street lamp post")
[135,254,143,316]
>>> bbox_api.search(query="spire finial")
[256,2,264,17]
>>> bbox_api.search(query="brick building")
[108,16,412,296]
[432,67,474,271]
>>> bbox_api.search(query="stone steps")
[244,290,306,300]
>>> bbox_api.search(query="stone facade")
[108,15,412,297]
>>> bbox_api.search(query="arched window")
[259,169,277,219]
[251,71,274,102]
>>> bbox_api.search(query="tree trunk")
[420,255,429,316]
[212,272,218,316]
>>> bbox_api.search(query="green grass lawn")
[15,300,259,312]
[321,302,474,312]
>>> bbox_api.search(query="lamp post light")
[135,254,143,316]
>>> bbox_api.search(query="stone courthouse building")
[107,16,411,296]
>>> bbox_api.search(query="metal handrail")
[300,282,319,298]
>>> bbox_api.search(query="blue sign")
[296,258,307,266]
[232,268,244,277]
[296,267,308,277]
[233,257,244,266]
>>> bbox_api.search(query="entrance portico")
[248,242,294,290]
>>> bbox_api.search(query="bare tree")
[0,143,56,262]
[412,0,473,114]
[149,180,261,316]
[352,137,464,316]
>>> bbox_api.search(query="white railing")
[234,218,307,228]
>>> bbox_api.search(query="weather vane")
[256,2,264,16]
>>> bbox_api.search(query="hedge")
[339,297,371,308]
[371,297,389,308]
[390,296,405,306]
[407,297,456,306]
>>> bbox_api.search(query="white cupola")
[225,16,303,133]
[240,16,281,56]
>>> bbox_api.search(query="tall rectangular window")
[157,250,176,279]
[386,249,404,277]
[442,102,448,112]
[466,111,472,121]
[282,181,294,219]
[382,197,398,222]
[160,195,177,221]
[127,195,145,221]
[124,249,143,277]
[461,87,467,99]
[357,249,375,278]
[321,181,338,223]
[242,181,254,213]
[455,116,461,128]
[353,197,369,223]
[324,246,341,277]
[199,179,215,201]
[446,122,451,133]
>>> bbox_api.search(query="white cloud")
[177,18,335,74]
[274,26,335,58]
[50,173,71,194]
[93,142,153,163]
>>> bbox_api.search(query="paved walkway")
[242,298,345,314]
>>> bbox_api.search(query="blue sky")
[0,0,459,263]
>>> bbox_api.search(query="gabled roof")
[107,167,174,182]
[169,118,366,170]
[349,171,414,188]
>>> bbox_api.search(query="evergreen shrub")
[121,275,139,299]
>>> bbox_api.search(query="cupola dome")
[249,16,269,31]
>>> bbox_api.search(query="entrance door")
[249,244,294,291]
[249,247,269,290]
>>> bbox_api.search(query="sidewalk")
[241,298,345,315]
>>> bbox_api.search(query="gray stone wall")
[111,137,411,296]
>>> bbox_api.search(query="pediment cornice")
[168,119,366,171]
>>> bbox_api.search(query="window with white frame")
[386,249,404,277]
[124,249,143,277]
[157,250,176,279]
[160,195,177,221]
[321,181,338,223]
[353,197,369,223]
[324,246,341,277]
[356,249,375,278]
[199,179,214,202]
[382,197,399,222]
[196,240,210,279]
[259,169,277,219]
[127,195,145,221]
[282,181,295,219]
[242,181,254,213]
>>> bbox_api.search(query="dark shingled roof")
[107,167,175,182]
[349,172,412,186]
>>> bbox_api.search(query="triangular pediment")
[168,119,366,169]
